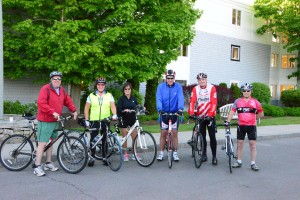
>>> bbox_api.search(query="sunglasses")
[124,88,131,90]
[167,78,174,80]
[52,78,62,81]
[97,83,105,86]
[242,90,251,93]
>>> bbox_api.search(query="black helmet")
[166,69,176,77]
[196,73,207,79]
[96,77,106,84]
[50,71,62,78]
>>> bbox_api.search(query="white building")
[2,0,298,107]
[167,0,298,105]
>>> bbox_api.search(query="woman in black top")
[117,83,138,161]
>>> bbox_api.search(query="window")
[281,55,296,69]
[230,80,239,88]
[178,45,188,57]
[270,85,277,98]
[271,53,278,68]
[231,45,240,61]
[232,9,241,26]
[280,85,295,94]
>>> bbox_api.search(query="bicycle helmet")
[50,71,62,78]
[196,73,207,79]
[96,77,106,84]
[240,83,253,91]
[166,69,176,78]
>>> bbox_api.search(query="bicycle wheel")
[191,125,197,157]
[133,131,157,167]
[57,136,88,174]
[194,132,204,168]
[226,136,233,173]
[105,134,123,171]
[0,134,34,171]
[167,133,173,169]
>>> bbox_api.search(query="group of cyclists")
[33,69,263,176]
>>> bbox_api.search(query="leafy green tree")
[3,0,201,113]
[254,0,300,78]
[3,0,201,86]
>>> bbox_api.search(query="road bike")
[115,107,157,167]
[0,115,88,174]
[160,113,182,169]
[74,116,123,171]
[217,123,237,173]
[188,115,210,168]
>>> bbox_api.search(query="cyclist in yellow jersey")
[84,77,117,166]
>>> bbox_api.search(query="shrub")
[283,107,300,116]
[262,104,284,117]
[4,101,37,115]
[214,85,235,109]
[252,82,271,104]
[230,84,240,100]
[280,88,300,107]
[219,82,227,88]
[182,83,197,109]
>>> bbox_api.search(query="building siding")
[189,31,270,86]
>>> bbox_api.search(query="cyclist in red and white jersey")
[225,83,264,171]
[188,73,218,165]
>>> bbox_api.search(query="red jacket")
[188,84,217,117]
[37,83,77,122]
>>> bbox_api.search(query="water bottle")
[91,135,101,147]
[83,134,89,148]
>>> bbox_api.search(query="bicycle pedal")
[221,146,225,150]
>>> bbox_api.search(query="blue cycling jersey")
[156,82,184,113]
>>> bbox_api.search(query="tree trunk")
[127,78,140,91]
[69,84,82,114]
[144,77,159,115]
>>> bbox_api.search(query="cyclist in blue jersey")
[156,69,184,161]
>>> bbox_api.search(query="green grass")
[140,116,300,133]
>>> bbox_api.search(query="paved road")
[0,136,299,200]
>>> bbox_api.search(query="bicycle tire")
[191,125,197,158]
[57,136,88,174]
[105,134,123,171]
[167,133,173,169]
[226,136,233,173]
[0,134,34,171]
[194,132,204,168]
[133,131,157,167]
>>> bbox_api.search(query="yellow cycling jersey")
[89,92,113,120]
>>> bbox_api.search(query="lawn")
[140,116,300,133]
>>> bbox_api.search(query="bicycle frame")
[189,115,207,168]
[218,123,237,173]
[115,108,157,167]
[0,115,88,174]
[28,116,72,153]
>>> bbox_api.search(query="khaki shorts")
[37,121,59,142]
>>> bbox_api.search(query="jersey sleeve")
[188,87,197,115]
[207,86,217,117]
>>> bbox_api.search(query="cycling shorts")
[160,115,179,130]
[237,125,257,140]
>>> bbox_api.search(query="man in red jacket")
[188,73,218,165]
[33,71,78,177]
